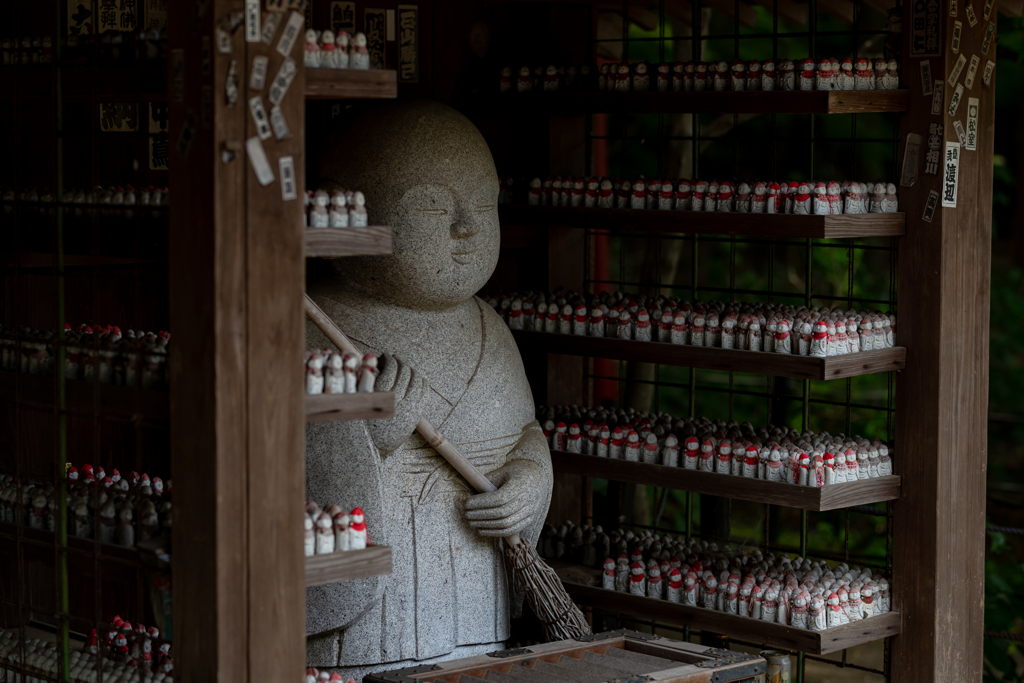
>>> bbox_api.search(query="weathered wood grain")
[499,206,906,239]
[475,90,910,116]
[512,329,906,381]
[304,69,398,100]
[305,392,395,422]
[305,546,393,587]
[304,226,393,257]
[550,451,901,511]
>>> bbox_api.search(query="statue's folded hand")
[463,460,547,538]
[369,353,427,455]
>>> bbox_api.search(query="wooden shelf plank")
[305,392,394,422]
[476,89,909,115]
[551,451,900,511]
[304,69,397,100]
[560,578,900,655]
[305,545,392,586]
[304,226,393,257]
[511,330,906,381]
[0,371,169,420]
[499,206,905,239]
[0,523,155,569]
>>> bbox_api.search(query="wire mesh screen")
[0,1,172,681]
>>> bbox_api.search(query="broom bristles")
[506,539,592,641]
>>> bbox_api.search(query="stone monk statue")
[304,100,553,681]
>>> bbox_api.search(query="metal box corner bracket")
[364,664,443,683]
[486,647,534,658]
[697,648,767,681]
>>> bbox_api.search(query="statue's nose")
[450,220,479,239]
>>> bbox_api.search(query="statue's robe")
[304,293,551,674]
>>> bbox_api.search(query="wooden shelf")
[0,252,166,269]
[499,206,906,239]
[304,226,393,257]
[512,330,906,381]
[305,392,394,422]
[560,577,900,655]
[476,89,910,115]
[305,545,392,586]
[0,523,152,568]
[0,372,169,420]
[304,69,398,100]
[551,450,899,511]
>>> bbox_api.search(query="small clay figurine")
[350,33,370,69]
[816,58,834,90]
[854,57,874,90]
[869,183,886,213]
[882,183,898,213]
[736,182,752,212]
[713,61,729,91]
[629,562,646,596]
[306,351,326,394]
[320,31,341,69]
[762,59,776,91]
[672,62,685,91]
[657,62,671,91]
[329,190,349,227]
[348,506,368,549]
[812,182,829,215]
[630,179,646,210]
[335,32,351,69]
[585,177,599,208]
[810,321,828,357]
[882,59,899,89]
[826,181,842,214]
[838,57,855,90]
[694,62,709,91]
[675,179,692,210]
[799,58,816,90]
[304,29,321,68]
[747,59,762,90]
[304,513,316,556]
[731,59,746,90]
[316,511,335,554]
[310,189,330,227]
[517,66,532,92]
[873,58,887,87]
[499,66,512,93]
[844,182,864,214]
[357,353,377,392]
[647,566,664,599]
[779,59,796,90]
[543,65,559,91]
[646,179,661,210]
[349,191,368,227]
[602,558,616,590]
[633,62,651,91]
[615,63,631,91]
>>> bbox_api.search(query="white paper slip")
[931,81,944,115]
[983,60,995,86]
[983,0,994,19]
[249,96,272,140]
[951,21,962,53]
[245,0,260,41]
[982,22,995,55]
[261,12,283,45]
[250,55,269,90]
[270,105,291,140]
[948,53,967,86]
[901,133,922,187]
[965,3,977,26]
[924,123,943,175]
[276,11,304,57]
[964,54,980,89]
[268,57,298,104]
[948,82,964,116]
[941,142,960,208]
[246,136,275,186]
[920,60,933,94]
[953,120,966,146]
[966,98,979,150]
[922,190,940,223]
[279,156,298,201]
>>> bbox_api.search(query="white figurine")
[333,509,351,550]
[343,352,358,393]
[731,59,746,91]
[304,513,316,556]
[329,190,349,227]
[325,353,344,393]
[350,33,370,69]
[647,567,664,599]
[499,66,512,93]
[517,66,532,92]
[747,59,761,90]
[812,182,829,215]
[315,511,335,554]
[869,183,886,213]
[615,63,631,91]
[597,178,614,208]
[882,59,899,89]
[304,30,321,69]
[672,61,685,91]
[319,30,341,69]
[309,190,330,227]
[348,506,368,548]
[306,351,325,394]
[713,61,729,91]
[854,58,874,90]
[349,191,368,226]
[630,179,646,210]
[844,182,864,214]
[602,558,616,590]
[762,59,776,91]
[799,58,816,90]
[816,58,834,90]
[810,321,828,357]
[838,57,855,90]
[695,62,709,91]
[543,65,559,91]
[656,62,670,91]
[357,353,377,392]
[629,562,646,596]
[633,62,650,91]
[780,59,796,90]
[882,183,898,213]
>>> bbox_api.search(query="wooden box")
[363,630,766,683]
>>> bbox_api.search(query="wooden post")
[892,1,994,679]
[170,2,305,680]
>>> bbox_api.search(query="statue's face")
[321,101,500,309]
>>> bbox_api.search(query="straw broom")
[304,294,592,641]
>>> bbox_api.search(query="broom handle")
[304,294,522,547]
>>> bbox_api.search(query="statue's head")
[319,100,500,310]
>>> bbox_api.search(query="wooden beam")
[304,226,393,257]
[305,392,395,422]
[891,1,992,679]
[305,546,393,586]
[512,330,907,381]
[499,205,907,239]
[550,451,901,511]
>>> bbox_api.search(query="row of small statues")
[538,404,893,485]
[0,619,172,682]
[0,324,170,389]
[303,501,370,556]
[304,349,378,395]
[488,290,896,356]
[500,57,900,94]
[303,29,371,69]
[305,668,358,683]
[1,466,170,550]
[541,520,891,630]
[508,176,898,215]
[3,185,171,209]
[1,36,54,66]
[306,188,369,228]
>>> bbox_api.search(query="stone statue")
[304,100,553,681]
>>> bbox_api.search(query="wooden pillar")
[892,1,994,679]
[170,2,305,680]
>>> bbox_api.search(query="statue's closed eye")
[417,208,449,216]
[474,205,495,213]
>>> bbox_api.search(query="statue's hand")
[464,460,547,538]
[369,353,427,455]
